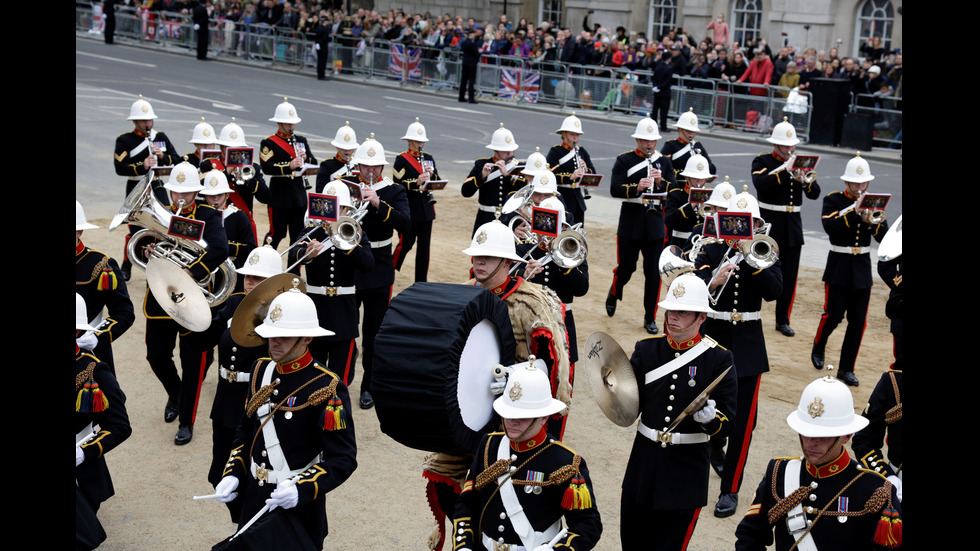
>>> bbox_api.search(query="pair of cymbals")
[229,274,307,346]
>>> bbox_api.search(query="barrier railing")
[851,93,903,150]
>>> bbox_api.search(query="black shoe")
[811,341,826,370]
[776,324,795,337]
[164,397,179,423]
[175,423,193,445]
[709,440,726,477]
[605,291,617,317]
[838,371,859,387]
[714,493,738,518]
[121,264,132,282]
[359,390,374,410]
[458,98,467,103]
[644,320,659,335]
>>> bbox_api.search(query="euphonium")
[739,234,779,270]
[550,224,588,269]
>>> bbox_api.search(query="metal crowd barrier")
[852,94,903,150]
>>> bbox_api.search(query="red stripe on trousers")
[729,376,761,494]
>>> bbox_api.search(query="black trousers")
[459,64,477,101]
[775,244,802,326]
[718,373,761,495]
[610,235,664,322]
[393,218,433,283]
[814,283,871,374]
[145,317,213,426]
[620,498,701,551]
[356,285,392,393]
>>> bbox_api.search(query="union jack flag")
[498,69,541,103]
[161,18,182,39]
[389,44,422,81]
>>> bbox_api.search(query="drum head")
[373,283,516,456]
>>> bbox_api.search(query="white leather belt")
[759,201,801,213]
[307,284,356,296]
[481,525,560,550]
[220,366,250,383]
[250,455,319,486]
[370,238,392,248]
[707,310,762,322]
[671,229,691,239]
[478,204,501,213]
[624,197,662,206]
[557,182,579,189]
[783,459,818,551]
[830,245,870,255]
[637,421,709,445]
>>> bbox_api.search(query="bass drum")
[373,282,516,456]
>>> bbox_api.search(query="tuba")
[109,176,237,307]
[658,245,696,288]
[501,183,538,242]
[878,214,902,262]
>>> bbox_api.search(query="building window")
[856,0,894,59]
[648,0,677,42]
[539,0,563,29]
[731,0,762,47]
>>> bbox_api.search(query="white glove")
[76,447,85,467]
[652,86,660,93]
[266,479,299,510]
[194,24,201,31]
[692,399,717,424]
[215,476,239,503]
[76,331,98,352]
[887,474,902,502]
[532,545,555,551]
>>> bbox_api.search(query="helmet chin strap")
[800,435,846,466]
[510,417,545,442]
[477,258,508,285]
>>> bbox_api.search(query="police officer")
[693,189,782,518]
[665,152,714,248]
[750,118,821,337]
[339,135,410,409]
[210,118,271,243]
[113,94,181,279]
[316,122,359,193]
[606,117,676,335]
[462,123,527,237]
[661,108,716,187]
[735,372,902,550]
[141,161,229,446]
[184,117,217,168]
[214,285,357,550]
[453,363,602,551]
[392,117,439,283]
[260,98,317,249]
[546,112,596,226]
[812,153,888,387]
[620,273,737,550]
[76,200,134,373]
[288,182,374,387]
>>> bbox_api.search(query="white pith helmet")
[352,133,388,166]
[840,152,875,183]
[555,112,584,134]
[401,117,429,142]
[254,283,334,338]
[672,107,700,132]
[680,153,713,180]
[216,118,248,147]
[493,359,566,419]
[786,374,869,437]
[530,171,558,194]
[631,117,662,140]
[269,97,302,124]
[522,147,550,177]
[236,246,284,278]
[190,117,216,146]
[705,178,736,208]
[321,180,354,208]
[767,117,800,146]
[164,161,204,193]
[537,197,566,229]
[462,221,525,262]
[487,123,519,152]
[658,273,713,313]
[76,201,99,231]
[76,293,98,332]
[331,121,359,149]
[127,94,157,120]
[728,187,762,221]
[199,169,233,195]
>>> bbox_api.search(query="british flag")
[389,44,422,81]
[161,18,182,39]
[499,69,541,103]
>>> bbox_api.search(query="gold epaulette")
[75,360,98,391]
[547,453,582,485]
[307,376,339,406]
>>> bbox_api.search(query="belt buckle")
[570,181,578,189]
[785,205,794,213]
[656,430,673,445]
[225,369,238,383]
[325,286,337,296]
[255,463,269,486]
[493,542,513,551]
[851,247,862,255]
[495,205,502,216]
[731,312,743,322]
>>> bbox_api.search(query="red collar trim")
[76,240,86,256]
[634,148,648,158]
[677,136,689,145]
[667,333,702,350]
[134,128,148,138]
[806,448,850,478]
[76,343,80,355]
[772,149,789,162]
[275,130,293,139]
[561,142,573,150]
[335,153,349,162]
[844,189,861,200]
[488,276,522,299]
[277,350,314,374]
[510,425,549,452]
[171,203,196,216]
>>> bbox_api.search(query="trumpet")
[792,168,818,184]
[230,164,255,185]
[510,224,588,276]
[284,215,364,273]
[861,209,887,226]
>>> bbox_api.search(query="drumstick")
[547,528,568,547]
[192,493,227,501]
[231,504,270,541]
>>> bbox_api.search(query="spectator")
[723,50,748,83]
[771,46,792,84]
[738,49,774,96]
[668,43,688,77]
[775,61,799,97]
[650,50,673,129]
[706,13,730,47]
[860,36,885,64]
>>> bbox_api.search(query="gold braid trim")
[885,372,902,424]
[300,377,338,409]
[245,381,279,417]
[767,480,813,524]
[547,454,582,485]
[77,256,110,285]
[75,362,97,391]
[475,459,511,490]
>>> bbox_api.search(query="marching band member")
[461,123,527,237]
[693,189,782,518]
[113,94,181,280]
[288,182,374,386]
[76,200,134,373]
[210,118,271,241]
[339,135,410,409]
[184,117,217,168]
[392,117,440,283]
[546,112,596,226]
[260,97,317,249]
[665,152,714,248]
[661,108,716,186]
[453,363,602,551]
[214,286,357,550]
[735,373,902,550]
[620,274,737,550]
[750,118,821,337]
[812,153,888,387]
[853,369,903,503]
[199,169,256,272]
[606,117,676,335]
[141,161,229,446]
[316,122,359,193]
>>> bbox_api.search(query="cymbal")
[230,274,307,347]
[665,366,733,434]
[146,258,211,332]
[583,332,639,427]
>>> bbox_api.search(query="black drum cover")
[211,508,317,551]
[373,283,516,456]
